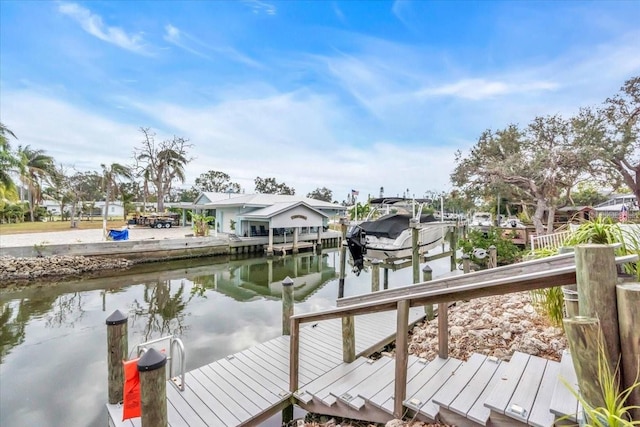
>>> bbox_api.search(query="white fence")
[529,230,573,251]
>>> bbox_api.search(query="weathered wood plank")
[447,356,502,415]
[231,351,288,386]
[203,362,274,412]
[431,353,487,410]
[166,397,190,427]
[344,356,396,402]
[403,357,449,409]
[528,360,561,427]
[549,350,579,421]
[334,357,394,407]
[504,355,547,423]
[483,351,530,414]
[166,374,224,427]
[314,358,380,403]
[215,358,281,404]
[337,253,576,307]
[369,356,424,410]
[189,369,251,424]
[465,362,508,424]
[301,357,369,397]
[412,358,463,419]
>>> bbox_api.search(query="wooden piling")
[488,245,497,269]
[411,219,419,284]
[138,348,168,427]
[342,315,355,363]
[394,299,409,418]
[563,317,608,410]
[422,265,434,320]
[282,276,294,335]
[616,282,640,419]
[371,259,381,292]
[106,309,128,404]
[575,244,621,369]
[462,254,470,274]
[449,226,457,272]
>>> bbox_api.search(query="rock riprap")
[407,291,567,362]
[0,255,132,283]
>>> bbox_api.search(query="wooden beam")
[337,252,577,308]
[616,282,640,420]
[576,245,621,373]
[394,300,409,418]
[289,319,299,392]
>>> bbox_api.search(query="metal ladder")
[137,335,186,391]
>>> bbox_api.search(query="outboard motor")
[346,226,367,275]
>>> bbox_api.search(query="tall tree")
[254,176,295,195]
[588,76,640,200]
[101,163,133,238]
[452,116,589,234]
[0,123,19,198]
[16,145,55,222]
[306,187,333,202]
[134,128,192,212]
[192,170,241,194]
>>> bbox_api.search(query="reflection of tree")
[131,280,192,342]
[46,292,85,328]
[0,294,59,363]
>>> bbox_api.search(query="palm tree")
[0,123,19,197]
[17,145,55,222]
[101,163,133,239]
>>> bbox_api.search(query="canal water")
[0,249,452,427]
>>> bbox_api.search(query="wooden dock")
[106,307,427,427]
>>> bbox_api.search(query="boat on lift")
[346,198,449,274]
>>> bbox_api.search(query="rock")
[385,420,406,427]
[0,255,132,285]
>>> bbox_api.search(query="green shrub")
[458,227,523,268]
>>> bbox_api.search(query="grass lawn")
[0,219,128,235]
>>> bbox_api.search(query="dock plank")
[368,356,425,410]
[447,356,503,416]
[483,351,530,414]
[183,370,249,426]
[465,362,509,425]
[166,374,225,427]
[230,352,288,387]
[403,357,449,409]
[431,353,487,409]
[411,358,463,419]
[504,355,547,423]
[216,357,282,404]
[302,357,369,397]
[528,360,561,427]
[344,356,396,403]
[550,350,579,421]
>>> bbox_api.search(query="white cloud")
[242,0,277,16]
[58,2,150,55]
[417,78,559,100]
[163,24,209,59]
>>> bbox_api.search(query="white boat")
[346,200,449,273]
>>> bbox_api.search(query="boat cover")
[359,213,436,239]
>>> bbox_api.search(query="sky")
[1,1,639,203]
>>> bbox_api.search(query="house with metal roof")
[193,193,346,254]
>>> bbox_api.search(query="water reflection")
[0,251,347,427]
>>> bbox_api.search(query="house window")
[110,206,115,213]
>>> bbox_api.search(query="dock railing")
[288,252,637,418]
[529,229,573,251]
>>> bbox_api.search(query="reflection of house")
[594,194,638,219]
[193,253,337,302]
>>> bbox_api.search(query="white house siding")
[270,205,324,228]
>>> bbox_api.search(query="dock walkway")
[106,307,426,427]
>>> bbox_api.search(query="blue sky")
[1,1,639,202]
